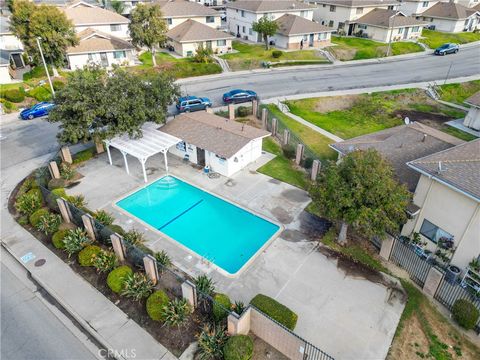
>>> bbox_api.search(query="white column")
[140,158,147,183]
[106,143,112,165]
[121,151,129,174]
[163,151,169,174]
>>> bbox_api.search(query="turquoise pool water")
[116,176,280,274]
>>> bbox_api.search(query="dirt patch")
[250,334,289,360]
[312,95,360,113]
[328,46,357,61]
[298,211,332,240]
[393,109,453,124]
[271,206,293,224]
[388,315,430,360]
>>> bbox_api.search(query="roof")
[0,16,11,35]
[160,112,270,159]
[275,14,332,35]
[420,2,478,20]
[67,28,134,54]
[330,122,464,192]
[408,139,480,201]
[356,8,428,28]
[62,1,129,25]
[167,19,234,42]
[156,0,220,18]
[307,0,399,7]
[227,0,316,13]
[464,92,480,108]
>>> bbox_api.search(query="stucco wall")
[464,106,480,130]
[0,66,12,84]
[170,39,232,57]
[356,24,423,42]
[67,49,135,70]
[75,24,130,39]
[166,15,221,30]
[272,32,331,48]
[0,34,24,50]
[401,0,438,16]
[420,16,476,33]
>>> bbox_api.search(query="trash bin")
[445,265,461,284]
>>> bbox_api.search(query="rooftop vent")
[422,134,427,142]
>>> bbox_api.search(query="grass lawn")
[439,80,480,105]
[221,41,328,71]
[133,52,222,79]
[421,29,480,49]
[286,89,475,140]
[329,36,424,61]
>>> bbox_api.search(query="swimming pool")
[116,176,280,275]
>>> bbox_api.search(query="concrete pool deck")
[71,148,405,360]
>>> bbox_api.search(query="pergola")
[104,123,181,183]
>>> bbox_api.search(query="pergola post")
[163,151,169,174]
[105,142,112,165]
[140,158,148,183]
[121,150,129,174]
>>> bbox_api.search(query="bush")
[0,99,15,112]
[154,250,172,270]
[195,274,216,311]
[121,272,154,301]
[68,194,86,208]
[236,106,250,118]
[52,229,68,249]
[36,212,62,235]
[92,249,118,273]
[18,215,29,226]
[53,80,65,91]
[303,157,314,169]
[162,298,191,328]
[16,190,42,216]
[4,89,25,103]
[223,335,254,360]
[63,228,92,257]
[29,208,49,227]
[213,293,231,322]
[146,290,170,321]
[51,188,67,198]
[271,50,283,59]
[282,144,296,160]
[94,210,114,226]
[78,245,102,267]
[250,294,298,330]
[29,86,52,101]
[73,148,95,164]
[197,324,228,360]
[108,224,126,236]
[123,229,145,246]
[60,163,75,180]
[232,301,245,316]
[452,299,479,330]
[23,65,51,81]
[48,178,67,190]
[107,265,133,293]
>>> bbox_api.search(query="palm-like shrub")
[63,228,92,257]
[123,229,145,246]
[162,298,191,328]
[155,250,172,270]
[68,194,86,208]
[197,324,228,360]
[232,301,245,316]
[36,213,62,235]
[195,274,215,312]
[60,163,75,180]
[121,272,154,301]
[16,190,42,216]
[93,210,114,226]
[93,250,118,273]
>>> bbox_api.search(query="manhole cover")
[34,259,46,267]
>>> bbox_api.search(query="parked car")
[176,96,212,113]
[222,89,257,104]
[20,102,55,120]
[434,43,459,56]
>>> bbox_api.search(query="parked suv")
[176,96,212,113]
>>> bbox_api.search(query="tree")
[10,1,78,72]
[310,149,410,245]
[48,66,179,144]
[252,16,278,50]
[193,44,213,63]
[110,0,125,14]
[129,4,167,67]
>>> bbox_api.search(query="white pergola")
[104,123,181,183]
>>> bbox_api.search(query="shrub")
[223,335,254,360]
[36,212,62,235]
[107,265,133,293]
[123,229,145,246]
[16,190,42,216]
[162,298,191,328]
[52,229,68,249]
[303,157,314,169]
[282,144,296,160]
[73,148,95,164]
[4,89,25,103]
[18,177,37,197]
[1,99,15,112]
[108,224,126,236]
[60,163,75,180]
[452,299,479,330]
[213,293,231,322]
[121,272,154,301]
[23,65,51,81]
[232,301,245,316]
[154,250,172,270]
[271,50,283,58]
[78,245,102,267]
[94,210,114,226]
[63,228,92,257]
[53,80,65,91]
[48,178,67,190]
[236,106,250,118]
[18,215,29,226]
[68,194,86,208]
[92,249,118,273]
[29,86,52,101]
[51,188,67,198]
[197,324,228,360]
[195,274,216,311]
[146,290,170,321]
[250,294,298,330]
[29,208,49,227]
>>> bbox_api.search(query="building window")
[303,34,308,41]
[206,16,215,23]
[166,18,172,25]
[330,5,336,12]
[110,24,121,31]
[358,24,367,30]
[329,20,334,27]
[356,7,363,15]
[249,28,253,35]
[300,10,307,17]
[338,22,345,29]
[242,26,246,33]
[419,219,454,244]
[318,32,327,40]
[398,27,404,34]
[87,53,94,61]
[217,39,226,46]
[113,51,126,59]
[322,4,326,7]
[186,51,193,57]
[412,26,419,32]
[241,10,245,17]
[388,5,394,10]
[422,1,429,7]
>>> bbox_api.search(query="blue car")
[176,96,212,113]
[434,43,459,56]
[223,89,257,104]
[20,102,55,120]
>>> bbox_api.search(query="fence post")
[228,104,235,120]
[252,99,258,118]
[181,280,197,309]
[272,118,278,136]
[110,233,126,262]
[261,108,267,129]
[423,267,444,297]
[283,129,290,145]
[295,144,304,165]
[380,235,395,261]
[81,214,97,241]
[48,161,61,179]
[143,255,159,285]
[228,307,251,335]
[311,160,321,181]
[60,146,72,164]
[56,197,72,223]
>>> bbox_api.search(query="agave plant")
[60,163,75,180]
[15,191,41,216]
[162,298,191,328]
[232,301,245,316]
[123,229,145,246]
[197,323,228,360]
[36,213,62,235]
[120,272,154,301]
[154,250,172,271]
[63,228,92,257]
[195,274,216,312]
[93,210,114,226]
[68,194,86,208]
[93,249,118,273]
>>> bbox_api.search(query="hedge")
[4,89,25,103]
[107,265,133,293]
[73,148,95,164]
[146,290,170,321]
[213,293,231,322]
[52,229,68,249]
[250,294,298,330]
[452,299,479,330]
[223,335,254,360]
[29,208,49,227]
[29,86,52,102]
[78,245,102,267]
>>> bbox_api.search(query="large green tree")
[252,16,278,50]
[310,149,410,245]
[10,1,78,72]
[48,66,179,144]
[129,3,167,67]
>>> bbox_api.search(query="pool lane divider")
[158,199,204,230]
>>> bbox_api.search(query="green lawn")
[421,29,480,49]
[221,41,328,71]
[439,80,480,105]
[329,36,424,61]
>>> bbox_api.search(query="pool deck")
[72,148,404,360]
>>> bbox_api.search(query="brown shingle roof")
[465,92,480,108]
[330,122,464,192]
[155,0,220,17]
[420,2,478,20]
[309,0,399,7]
[167,19,234,42]
[227,0,316,13]
[67,28,134,54]
[160,112,270,158]
[356,8,428,28]
[408,139,480,201]
[275,14,332,35]
[63,2,129,25]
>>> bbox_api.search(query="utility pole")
[36,37,55,97]
[386,14,397,57]
[444,62,453,85]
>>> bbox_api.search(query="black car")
[222,89,257,104]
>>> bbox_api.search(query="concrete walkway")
[213,55,230,72]
[436,99,470,111]
[446,118,480,137]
